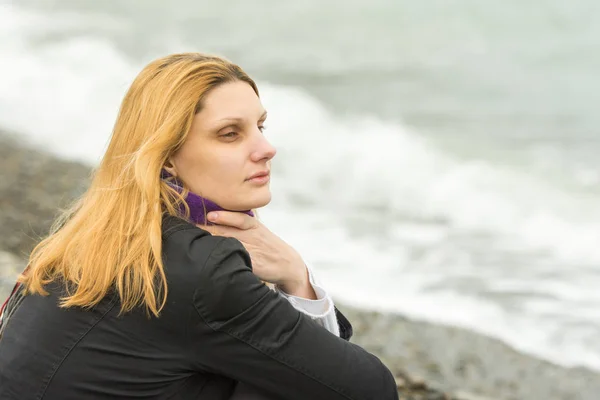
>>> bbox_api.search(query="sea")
[1,0,600,371]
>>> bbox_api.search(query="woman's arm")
[188,235,398,400]
[230,268,343,400]
[195,210,353,341]
[228,267,353,400]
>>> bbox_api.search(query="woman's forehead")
[200,81,263,117]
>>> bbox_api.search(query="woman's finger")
[207,211,257,230]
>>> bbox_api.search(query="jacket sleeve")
[189,236,398,400]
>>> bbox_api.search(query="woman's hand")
[197,211,310,294]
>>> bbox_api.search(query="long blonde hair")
[20,53,260,317]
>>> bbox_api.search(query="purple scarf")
[161,169,254,225]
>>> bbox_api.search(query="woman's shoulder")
[162,212,218,259]
[161,212,203,239]
[161,212,249,278]
[160,213,259,319]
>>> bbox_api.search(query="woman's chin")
[247,191,272,210]
[230,190,271,211]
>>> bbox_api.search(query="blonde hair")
[20,53,260,317]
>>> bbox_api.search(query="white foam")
[0,4,137,165]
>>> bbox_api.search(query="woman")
[0,53,398,399]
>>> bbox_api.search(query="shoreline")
[1,131,599,399]
[337,303,600,399]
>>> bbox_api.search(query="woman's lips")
[246,174,270,184]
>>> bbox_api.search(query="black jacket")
[0,214,398,399]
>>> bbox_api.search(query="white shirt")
[272,264,340,337]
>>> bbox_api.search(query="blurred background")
[1,0,599,375]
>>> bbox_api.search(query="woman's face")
[165,80,276,211]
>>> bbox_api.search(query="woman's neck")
[161,169,254,225]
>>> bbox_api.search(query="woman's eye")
[221,132,238,138]
[259,125,267,133]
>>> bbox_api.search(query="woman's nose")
[251,133,277,161]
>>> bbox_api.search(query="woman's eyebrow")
[216,110,268,123]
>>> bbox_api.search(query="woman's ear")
[162,159,177,177]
